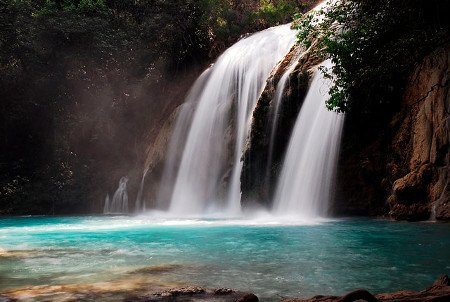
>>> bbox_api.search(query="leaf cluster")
[294,0,450,113]
[31,0,107,16]
[199,0,312,53]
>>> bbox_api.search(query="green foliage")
[198,0,305,52]
[0,0,316,215]
[78,0,106,13]
[294,0,450,113]
[32,0,107,16]
[257,0,298,25]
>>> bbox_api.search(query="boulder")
[282,275,450,302]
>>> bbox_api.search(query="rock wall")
[387,45,450,221]
[336,45,450,221]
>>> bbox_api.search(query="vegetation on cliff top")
[294,0,450,114]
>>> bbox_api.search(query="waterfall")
[103,194,110,213]
[168,24,297,215]
[265,47,305,185]
[156,69,212,210]
[105,177,129,214]
[273,60,345,219]
[134,172,146,212]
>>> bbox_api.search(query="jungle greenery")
[26,0,306,59]
[0,0,312,215]
[294,0,450,114]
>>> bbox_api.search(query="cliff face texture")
[387,46,450,221]
[336,45,450,221]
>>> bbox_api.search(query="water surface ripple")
[0,216,449,301]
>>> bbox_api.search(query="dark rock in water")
[214,288,235,295]
[429,274,450,289]
[0,295,17,302]
[124,287,257,302]
[235,293,259,302]
[165,287,206,296]
[282,275,450,302]
[338,289,379,302]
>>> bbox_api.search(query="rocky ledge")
[1,285,258,302]
[124,287,259,302]
[283,275,450,302]
[2,276,450,302]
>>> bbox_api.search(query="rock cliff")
[387,45,450,221]
[336,45,450,221]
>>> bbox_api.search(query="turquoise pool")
[0,215,449,301]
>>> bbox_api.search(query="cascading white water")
[156,69,212,210]
[273,60,345,219]
[134,172,147,212]
[105,177,129,214]
[269,48,304,150]
[265,47,305,184]
[103,194,110,213]
[169,24,297,215]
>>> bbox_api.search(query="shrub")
[294,0,450,113]
[32,0,107,16]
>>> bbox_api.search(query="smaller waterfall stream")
[273,60,345,219]
[265,47,306,185]
[104,177,129,214]
[156,69,212,210]
[103,194,110,213]
[134,172,147,212]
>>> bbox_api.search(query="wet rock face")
[387,45,450,221]
[336,45,450,221]
[240,44,321,208]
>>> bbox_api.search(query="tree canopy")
[294,0,450,113]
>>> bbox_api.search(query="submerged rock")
[236,293,259,302]
[130,264,185,275]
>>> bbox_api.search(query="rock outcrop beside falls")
[241,43,321,207]
[242,41,450,221]
[387,46,450,221]
[283,275,450,302]
[336,45,450,221]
